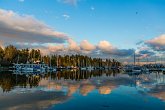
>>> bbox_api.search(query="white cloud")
[145,34,165,51]
[68,38,80,51]
[80,40,96,51]
[97,40,114,52]
[62,14,70,20]
[97,40,134,57]
[48,44,65,52]
[0,8,68,44]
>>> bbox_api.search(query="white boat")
[13,63,48,72]
[22,67,33,72]
[142,68,149,73]
[123,66,133,72]
[132,66,142,72]
[124,65,142,73]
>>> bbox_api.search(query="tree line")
[0,45,121,67]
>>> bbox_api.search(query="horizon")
[0,0,165,63]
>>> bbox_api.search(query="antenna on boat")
[155,55,157,64]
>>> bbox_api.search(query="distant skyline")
[0,0,165,62]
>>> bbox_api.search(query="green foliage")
[0,46,4,62]
[0,45,121,67]
[4,45,18,63]
[18,48,29,63]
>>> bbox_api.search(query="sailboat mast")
[134,50,136,66]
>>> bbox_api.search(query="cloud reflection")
[0,91,70,110]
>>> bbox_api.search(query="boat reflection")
[0,69,121,93]
[0,70,165,110]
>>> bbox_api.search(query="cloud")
[149,85,165,101]
[136,49,155,59]
[97,41,134,57]
[62,14,70,20]
[0,91,70,110]
[48,44,65,52]
[0,9,135,59]
[145,34,165,51]
[97,40,114,52]
[68,38,80,52]
[0,9,68,44]
[111,49,134,57]
[43,40,134,57]
[80,40,96,51]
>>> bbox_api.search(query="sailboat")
[124,50,142,73]
[132,51,142,73]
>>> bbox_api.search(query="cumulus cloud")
[80,40,96,51]
[44,40,134,57]
[0,9,68,44]
[97,41,134,57]
[145,34,165,51]
[68,38,80,52]
[97,40,114,52]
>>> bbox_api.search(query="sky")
[0,0,165,62]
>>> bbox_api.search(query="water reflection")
[0,70,165,110]
[0,90,70,110]
[0,70,120,92]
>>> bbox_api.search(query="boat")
[124,50,142,73]
[13,62,48,72]
[132,66,142,72]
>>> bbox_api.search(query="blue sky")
[0,0,165,61]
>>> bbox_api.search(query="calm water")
[0,70,165,110]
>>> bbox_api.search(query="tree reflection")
[0,71,41,92]
[0,69,121,92]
